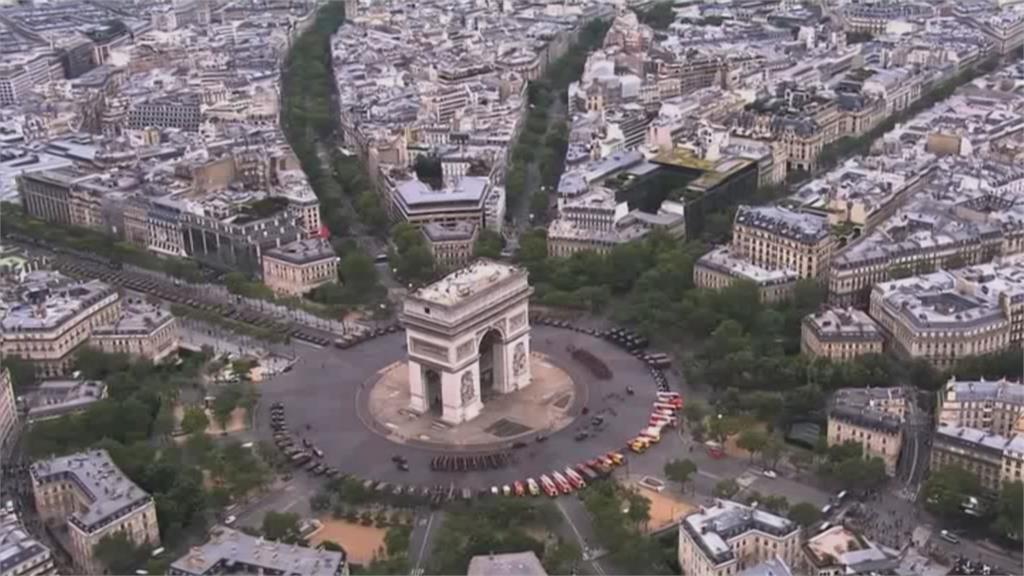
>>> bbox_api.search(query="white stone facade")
[401,261,533,425]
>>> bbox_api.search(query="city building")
[0,271,120,377]
[422,221,479,271]
[801,525,897,576]
[737,557,794,576]
[827,387,906,476]
[30,449,160,574]
[0,368,17,454]
[937,378,1024,437]
[695,205,832,302]
[90,299,179,361]
[168,526,348,576]
[801,308,885,361]
[260,238,339,297]
[0,511,56,576]
[24,379,107,422]
[467,551,548,576]
[931,425,1024,492]
[678,499,801,576]
[869,257,1024,369]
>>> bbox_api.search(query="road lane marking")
[414,512,435,570]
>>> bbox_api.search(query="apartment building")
[931,425,1024,493]
[127,93,202,132]
[30,450,160,574]
[0,511,56,576]
[90,299,179,361]
[0,368,17,454]
[261,238,339,297]
[0,272,121,377]
[801,307,884,361]
[169,526,348,576]
[422,221,478,271]
[693,247,799,303]
[869,258,1024,369]
[827,387,906,476]
[678,500,801,576]
[937,378,1024,437]
[24,379,107,422]
[695,205,831,301]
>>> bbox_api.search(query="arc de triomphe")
[400,260,533,425]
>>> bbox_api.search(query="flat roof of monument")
[411,260,524,307]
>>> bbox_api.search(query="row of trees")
[280,2,387,306]
[1,203,205,282]
[923,467,1022,542]
[428,499,579,575]
[505,18,612,222]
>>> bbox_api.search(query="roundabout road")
[257,325,668,490]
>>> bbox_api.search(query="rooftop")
[467,551,548,576]
[0,271,118,333]
[0,512,51,576]
[92,299,173,337]
[25,379,107,421]
[170,526,346,576]
[681,500,797,567]
[410,259,525,308]
[263,237,338,265]
[30,449,152,533]
[803,307,883,342]
[943,377,1024,406]
[422,220,479,243]
[697,246,799,286]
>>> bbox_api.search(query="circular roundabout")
[258,321,672,494]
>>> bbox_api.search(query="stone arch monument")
[400,259,533,424]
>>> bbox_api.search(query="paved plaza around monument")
[256,324,665,488]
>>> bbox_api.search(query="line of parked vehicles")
[430,453,515,472]
[333,324,402,349]
[270,402,340,478]
[489,451,625,498]
[630,391,683,454]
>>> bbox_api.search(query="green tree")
[713,479,739,498]
[992,481,1023,540]
[664,459,697,492]
[788,502,822,527]
[2,355,37,393]
[474,229,504,259]
[338,249,379,298]
[212,384,243,432]
[262,511,304,543]
[682,400,708,425]
[922,465,983,518]
[761,436,785,470]
[321,540,345,552]
[180,405,210,435]
[736,429,768,462]
[94,532,148,575]
[310,492,332,512]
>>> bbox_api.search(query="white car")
[762,469,777,479]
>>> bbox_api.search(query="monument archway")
[478,328,504,400]
[401,260,533,425]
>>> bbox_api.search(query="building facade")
[0,511,56,576]
[801,308,885,361]
[931,426,1024,493]
[260,238,339,297]
[90,300,179,361]
[0,273,121,377]
[937,378,1024,437]
[422,221,479,271]
[678,500,801,576]
[30,450,160,574]
[827,388,905,476]
[0,368,17,454]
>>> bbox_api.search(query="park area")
[309,518,387,565]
